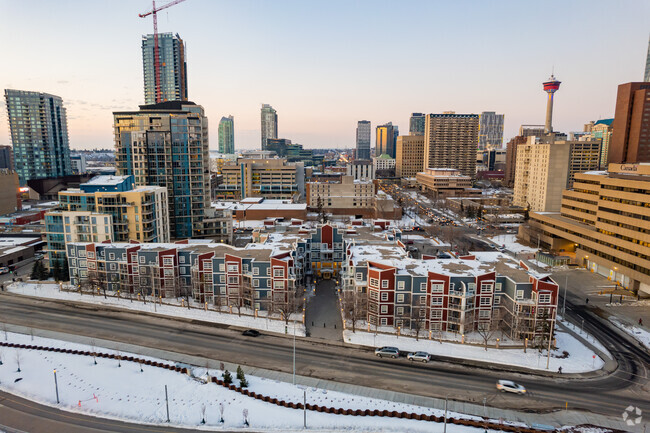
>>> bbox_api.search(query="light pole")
[443,396,448,433]
[53,369,60,404]
[293,320,296,385]
[563,274,568,316]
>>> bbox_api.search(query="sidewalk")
[2,323,634,432]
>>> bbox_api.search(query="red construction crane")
[139,0,187,103]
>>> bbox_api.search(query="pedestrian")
[558,366,562,374]
[639,318,644,327]
[585,297,589,305]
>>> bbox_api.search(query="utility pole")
[303,388,307,428]
[53,369,60,404]
[563,274,568,316]
[165,385,170,422]
[293,320,296,385]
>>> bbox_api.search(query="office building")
[424,113,479,178]
[261,104,278,150]
[346,160,374,181]
[373,154,395,174]
[513,136,601,212]
[609,82,650,164]
[525,163,650,296]
[264,139,322,166]
[113,101,213,239]
[142,33,187,104]
[218,115,235,154]
[586,119,614,168]
[356,120,371,160]
[70,154,87,174]
[0,145,13,169]
[4,89,73,184]
[376,122,398,158]
[504,135,527,187]
[395,134,424,178]
[409,113,425,136]
[217,158,305,201]
[415,168,475,199]
[478,112,505,150]
[0,170,20,216]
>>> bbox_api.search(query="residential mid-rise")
[376,122,398,158]
[218,115,235,154]
[4,89,73,184]
[409,113,425,136]
[261,104,278,150]
[142,33,188,104]
[217,157,305,201]
[0,145,13,169]
[395,134,424,179]
[356,120,371,160]
[525,163,650,297]
[70,154,87,174]
[424,113,479,178]
[45,175,170,266]
[609,82,650,164]
[113,101,212,239]
[373,154,396,175]
[478,112,504,150]
[513,136,601,212]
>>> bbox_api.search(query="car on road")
[496,380,526,394]
[242,329,261,337]
[407,351,431,362]
[0,267,9,275]
[374,346,400,358]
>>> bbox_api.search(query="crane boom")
[139,0,187,103]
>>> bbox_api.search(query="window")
[274,280,285,289]
[431,283,444,293]
[107,252,114,260]
[396,294,405,303]
[516,290,524,300]
[267,267,271,276]
[396,307,404,316]
[380,292,388,301]
[419,309,426,318]
[109,263,116,271]
[227,264,239,272]
[493,296,501,305]
[381,280,388,288]
[380,305,388,314]
[369,290,379,300]
[431,310,442,319]
[479,310,490,319]
[179,256,185,264]
[88,262,96,270]
[431,297,442,306]
[481,283,493,293]
[539,293,551,304]
[480,297,491,306]
[273,268,284,278]
[420,282,426,290]
[87,251,95,259]
[380,318,388,326]
[430,323,441,331]
[253,267,259,276]
[219,263,225,272]
[164,269,174,277]
[253,279,260,287]
[228,276,239,285]
[139,256,145,264]
[69,249,76,257]
[370,278,379,287]
[163,257,173,266]
[220,275,225,283]
[204,261,212,270]
[419,296,426,305]
[468,283,476,291]
[495,283,502,292]
[397,281,404,289]
[80,270,87,278]
[71,258,77,267]
[356,273,363,281]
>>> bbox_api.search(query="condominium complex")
[356,120,371,160]
[376,122,398,158]
[525,163,650,296]
[216,158,305,201]
[218,115,235,154]
[478,112,505,150]
[45,175,170,266]
[415,168,474,198]
[142,33,188,104]
[609,82,650,164]
[424,113,479,178]
[113,101,212,239]
[395,134,424,178]
[261,104,278,150]
[513,136,602,212]
[4,89,73,184]
[409,113,425,136]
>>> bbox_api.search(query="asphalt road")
[0,293,648,424]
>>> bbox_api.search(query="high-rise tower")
[543,75,561,134]
[261,104,278,150]
[142,33,188,105]
[356,120,371,160]
[4,89,73,184]
[409,113,425,136]
[376,122,398,158]
[218,115,235,154]
[478,112,505,150]
[645,35,650,82]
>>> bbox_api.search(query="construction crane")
[139,0,187,104]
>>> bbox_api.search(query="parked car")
[242,329,261,337]
[374,347,400,358]
[407,351,431,363]
[496,380,526,394]
[0,267,9,275]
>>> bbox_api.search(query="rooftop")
[82,175,131,186]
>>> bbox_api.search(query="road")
[0,293,648,423]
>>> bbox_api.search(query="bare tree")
[476,309,503,351]
[410,306,427,341]
[15,351,21,372]
[274,288,300,330]
[341,290,367,333]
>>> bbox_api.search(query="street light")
[53,369,60,404]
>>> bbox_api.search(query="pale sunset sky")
[0,0,649,150]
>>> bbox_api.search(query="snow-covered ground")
[0,331,515,432]
[7,282,306,337]
[609,317,650,350]
[344,327,604,373]
[488,234,537,254]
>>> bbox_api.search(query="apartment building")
[395,134,424,178]
[424,113,479,178]
[513,136,601,212]
[217,158,305,201]
[525,163,650,296]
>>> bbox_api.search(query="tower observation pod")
[543,75,561,134]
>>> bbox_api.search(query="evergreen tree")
[52,260,61,281]
[236,365,245,381]
[38,262,49,280]
[222,369,232,385]
[61,260,69,281]
[30,261,40,280]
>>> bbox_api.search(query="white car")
[374,347,400,358]
[407,351,431,363]
[496,380,526,394]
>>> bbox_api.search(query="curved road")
[0,293,648,431]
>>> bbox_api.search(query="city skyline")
[0,0,649,151]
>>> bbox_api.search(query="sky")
[1,0,649,151]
